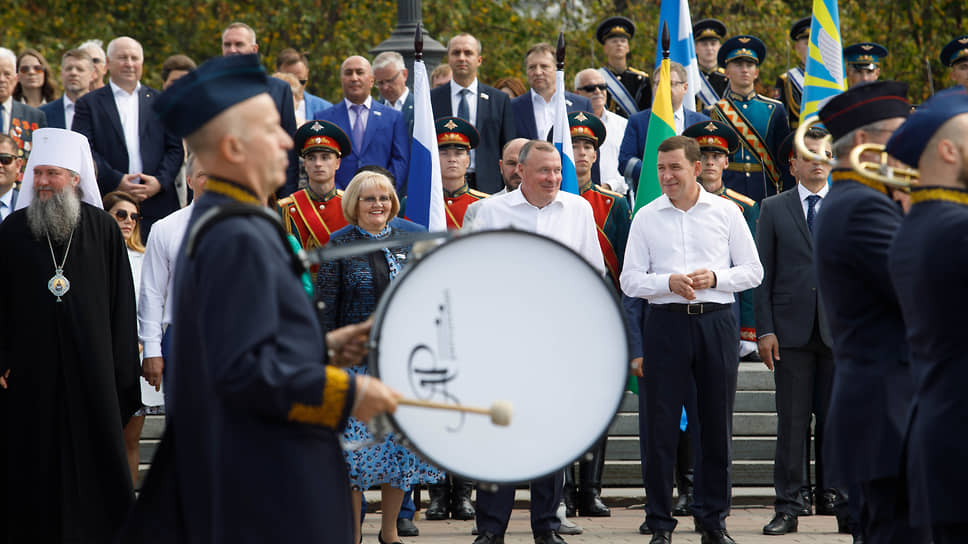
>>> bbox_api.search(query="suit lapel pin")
[481,92,489,100]
[566,99,573,106]
[374,110,382,116]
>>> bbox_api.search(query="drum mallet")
[398,399,513,426]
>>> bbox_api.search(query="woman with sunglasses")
[101,190,155,487]
[13,49,55,108]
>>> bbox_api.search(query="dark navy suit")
[266,76,300,197]
[39,98,67,129]
[381,91,414,138]
[813,171,926,542]
[889,187,968,539]
[510,91,592,140]
[72,83,183,236]
[431,82,515,194]
[617,108,709,190]
[315,99,409,193]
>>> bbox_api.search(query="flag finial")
[661,21,670,59]
[556,32,566,71]
[414,22,423,61]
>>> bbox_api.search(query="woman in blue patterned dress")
[317,171,442,544]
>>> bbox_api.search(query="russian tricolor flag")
[406,58,446,231]
[553,68,579,195]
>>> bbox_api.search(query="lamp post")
[369,0,447,88]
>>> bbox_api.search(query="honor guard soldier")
[844,42,888,88]
[693,18,729,110]
[711,35,791,203]
[940,35,968,88]
[596,16,652,119]
[886,88,968,544]
[277,120,351,256]
[775,17,810,129]
[684,120,759,348]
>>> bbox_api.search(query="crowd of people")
[0,12,966,544]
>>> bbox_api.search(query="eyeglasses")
[359,195,392,204]
[298,79,308,86]
[578,83,607,93]
[375,71,401,87]
[0,153,17,166]
[113,209,142,222]
[91,58,104,65]
[18,65,44,74]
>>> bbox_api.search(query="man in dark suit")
[430,33,515,194]
[276,48,332,122]
[618,61,708,192]
[72,36,182,238]
[0,133,21,221]
[41,49,94,130]
[373,51,414,138]
[221,22,299,196]
[0,47,46,168]
[511,43,592,141]
[316,55,409,193]
[755,126,841,535]
[813,81,928,544]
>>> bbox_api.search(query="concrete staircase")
[138,363,785,493]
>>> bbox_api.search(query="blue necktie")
[806,194,821,233]
[457,88,470,121]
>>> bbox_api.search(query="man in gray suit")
[755,126,840,535]
[0,48,47,168]
[373,51,414,139]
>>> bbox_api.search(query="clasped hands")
[668,269,716,300]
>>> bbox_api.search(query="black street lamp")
[369,0,447,88]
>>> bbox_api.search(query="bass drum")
[369,230,628,484]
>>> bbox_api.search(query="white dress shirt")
[599,110,629,194]
[344,95,373,131]
[295,98,307,126]
[471,187,605,276]
[797,182,829,218]
[127,248,144,312]
[63,94,76,130]
[0,186,15,221]
[110,80,143,174]
[138,203,193,359]
[530,89,555,141]
[621,186,762,304]
[461,186,508,231]
[388,87,410,111]
[673,106,685,135]
[0,96,12,134]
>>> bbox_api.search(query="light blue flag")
[653,0,701,112]
[799,0,847,124]
[553,69,578,194]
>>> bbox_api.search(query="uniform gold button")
[447,200,453,205]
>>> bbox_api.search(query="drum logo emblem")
[407,290,465,431]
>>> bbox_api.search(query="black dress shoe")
[577,489,611,517]
[377,531,403,544]
[425,483,450,520]
[700,529,736,544]
[533,530,567,544]
[672,490,692,516]
[797,487,813,516]
[639,520,652,535]
[451,478,477,520]
[396,517,419,537]
[472,532,505,544]
[816,489,838,515]
[852,536,865,544]
[762,512,798,535]
[649,530,672,544]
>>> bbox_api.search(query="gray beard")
[27,188,82,244]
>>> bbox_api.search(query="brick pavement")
[361,505,852,543]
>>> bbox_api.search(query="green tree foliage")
[0,0,958,103]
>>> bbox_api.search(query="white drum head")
[370,230,628,483]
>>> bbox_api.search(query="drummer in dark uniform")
[693,18,729,111]
[596,16,652,119]
[122,53,399,543]
[277,120,351,254]
[711,35,791,203]
[940,35,968,88]
[775,17,810,130]
[844,42,888,88]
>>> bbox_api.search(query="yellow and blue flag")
[799,0,847,124]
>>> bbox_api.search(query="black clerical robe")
[0,203,141,543]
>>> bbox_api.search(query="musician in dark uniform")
[711,35,791,204]
[844,42,888,88]
[813,80,929,544]
[940,35,968,88]
[886,87,968,544]
[775,17,810,130]
[119,53,399,543]
[596,16,652,119]
[277,120,351,254]
[693,18,729,111]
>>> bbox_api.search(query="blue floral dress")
[316,224,443,490]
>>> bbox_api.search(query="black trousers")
[857,477,930,543]
[475,471,562,536]
[933,523,968,544]
[773,321,835,515]
[643,307,737,532]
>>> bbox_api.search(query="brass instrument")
[793,116,837,167]
[848,143,920,189]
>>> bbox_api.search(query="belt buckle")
[744,163,753,172]
[687,303,702,315]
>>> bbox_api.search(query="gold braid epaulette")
[910,187,968,207]
[287,367,351,429]
[831,170,889,196]
[205,177,261,204]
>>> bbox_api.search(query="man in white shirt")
[139,152,207,395]
[40,49,94,130]
[621,135,762,544]
[470,140,603,544]
[574,68,628,195]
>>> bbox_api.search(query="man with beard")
[0,127,141,543]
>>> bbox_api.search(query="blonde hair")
[341,171,399,226]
